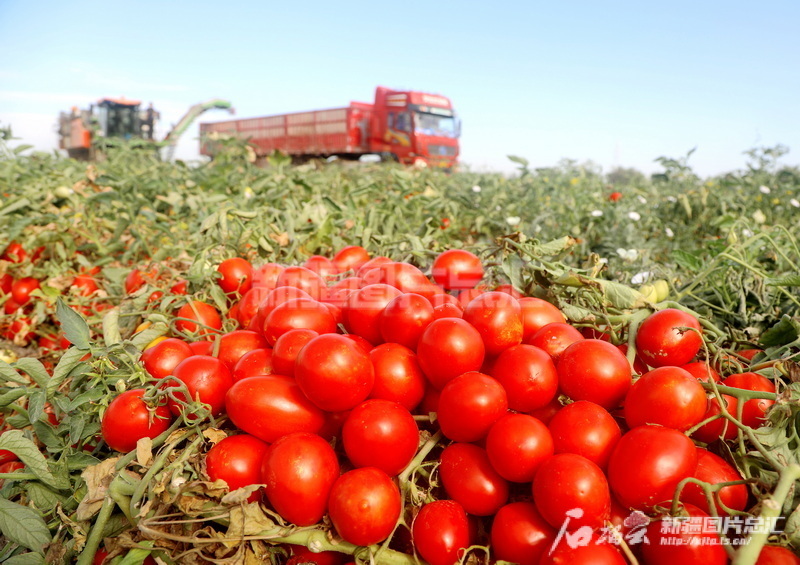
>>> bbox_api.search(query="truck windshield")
[413,112,457,138]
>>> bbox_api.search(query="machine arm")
[162,98,234,159]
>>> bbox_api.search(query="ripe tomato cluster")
[98,245,786,564]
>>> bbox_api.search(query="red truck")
[199,86,459,168]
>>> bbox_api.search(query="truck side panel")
[200,103,373,158]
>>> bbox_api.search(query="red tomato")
[368,343,426,411]
[295,334,375,412]
[263,297,337,345]
[486,413,553,482]
[608,191,623,202]
[682,447,748,515]
[463,291,523,355]
[175,301,222,339]
[412,500,470,565]
[437,371,508,442]
[324,276,365,309]
[518,297,566,340]
[101,389,173,453]
[231,348,275,381]
[540,537,626,565]
[250,286,313,332]
[169,355,233,417]
[490,344,558,412]
[431,249,484,290]
[225,375,325,442]
[356,256,392,278]
[262,432,340,526]
[439,443,509,516]
[607,424,698,510]
[641,504,729,565]
[328,467,401,546]
[490,502,556,565]
[529,395,564,425]
[0,449,19,466]
[616,343,650,375]
[681,361,721,383]
[556,339,632,410]
[303,255,339,280]
[527,322,584,361]
[416,318,485,390]
[379,293,434,349]
[332,245,371,274]
[188,340,214,356]
[71,273,99,296]
[0,273,12,294]
[124,267,158,294]
[140,338,193,380]
[691,393,739,443]
[205,434,269,501]
[432,301,464,320]
[271,328,318,377]
[285,546,346,565]
[170,280,188,295]
[1,242,27,263]
[722,372,776,429]
[216,330,268,371]
[624,366,707,431]
[342,399,418,476]
[236,287,272,328]
[456,287,486,308]
[418,384,441,415]
[11,277,40,306]
[251,262,285,290]
[495,283,523,298]
[216,257,253,296]
[345,284,403,345]
[276,266,327,301]
[756,546,800,565]
[533,453,611,530]
[548,400,621,470]
[372,262,436,298]
[635,308,703,367]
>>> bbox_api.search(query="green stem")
[732,464,800,565]
[699,382,777,401]
[76,495,115,565]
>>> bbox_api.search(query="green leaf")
[760,315,800,348]
[31,421,63,450]
[507,155,529,167]
[55,298,90,350]
[102,308,122,347]
[26,390,46,425]
[130,322,168,350]
[0,360,27,385]
[3,552,46,565]
[672,249,703,272]
[766,274,800,287]
[0,497,52,553]
[0,387,28,408]
[25,482,69,512]
[13,358,50,390]
[116,543,155,565]
[48,347,88,397]
[600,280,645,309]
[0,197,32,217]
[0,430,69,490]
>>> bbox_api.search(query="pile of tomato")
[74,246,797,564]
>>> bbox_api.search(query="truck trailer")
[199,87,459,168]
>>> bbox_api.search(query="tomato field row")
[0,142,799,565]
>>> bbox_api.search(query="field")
[1,141,799,564]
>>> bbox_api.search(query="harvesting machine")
[58,97,234,160]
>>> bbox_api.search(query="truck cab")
[370,87,460,168]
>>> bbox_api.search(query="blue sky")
[1,0,798,176]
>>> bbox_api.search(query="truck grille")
[428,144,457,157]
